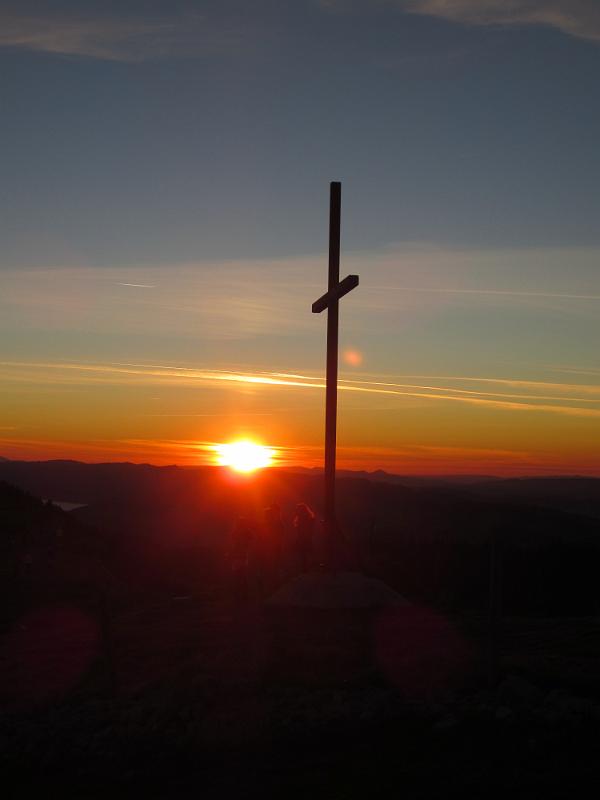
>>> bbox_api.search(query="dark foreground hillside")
[2,466,600,796]
[4,597,600,798]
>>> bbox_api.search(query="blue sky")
[2,0,600,266]
[1,1,600,473]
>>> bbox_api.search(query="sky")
[1,0,600,475]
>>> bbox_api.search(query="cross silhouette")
[312,181,359,565]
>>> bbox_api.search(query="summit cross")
[312,181,359,565]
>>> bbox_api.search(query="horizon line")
[1,454,598,480]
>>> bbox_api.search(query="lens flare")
[343,348,363,367]
[215,440,275,473]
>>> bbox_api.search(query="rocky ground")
[3,596,600,797]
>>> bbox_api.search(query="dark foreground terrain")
[3,595,600,798]
[1,461,600,797]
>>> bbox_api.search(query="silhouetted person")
[257,503,284,595]
[227,516,254,606]
[292,503,315,573]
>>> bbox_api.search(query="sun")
[214,440,275,473]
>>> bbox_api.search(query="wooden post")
[312,182,359,569]
[325,182,341,560]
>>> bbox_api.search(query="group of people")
[227,502,317,603]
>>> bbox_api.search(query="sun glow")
[214,440,275,473]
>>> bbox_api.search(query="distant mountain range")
[286,466,501,486]
[1,458,599,615]
[1,457,599,534]
[0,456,598,517]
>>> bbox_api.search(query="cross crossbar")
[312,274,359,314]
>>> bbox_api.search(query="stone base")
[266,571,408,611]
[264,571,408,683]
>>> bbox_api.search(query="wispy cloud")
[372,286,600,301]
[3,246,599,344]
[0,435,211,465]
[2,360,600,419]
[117,283,156,289]
[405,1,600,43]
[0,11,251,61]
[0,263,317,340]
[550,365,600,377]
[335,372,600,396]
[2,433,596,475]
[143,412,274,418]
[6,2,598,66]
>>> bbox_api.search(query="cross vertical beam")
[312,182,358,568]
[325,181,341,550]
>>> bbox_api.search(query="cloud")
[368,286,600,301]
[4,244,599,345]
[3,2,599,63]
[117,283,156,289]
[2,360,600,419]
[0,262,318,340]
[405,1,600,43]
[0,12,249,61]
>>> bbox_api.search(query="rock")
[497,674,544,709]
[543,689,594,722]
[543,689,565,707]
[555,694,592,717]
[433,713,458,730]
[539,708,559,725]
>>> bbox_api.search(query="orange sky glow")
[1,359,599,476]
[2,4,600,481]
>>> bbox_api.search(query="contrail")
[117,283,156,288]
[3,360,600,418]
[369,286,600,301]
[143,412,273,417]
[270,371,600,399]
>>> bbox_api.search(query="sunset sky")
[1,0,600,475]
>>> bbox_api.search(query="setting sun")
[214,440,275,473]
